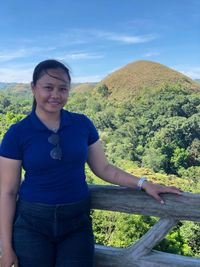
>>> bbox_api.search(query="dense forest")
[0,60,200,257]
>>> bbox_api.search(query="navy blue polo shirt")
[0,109,99,204]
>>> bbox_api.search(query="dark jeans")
[13,197,94,267]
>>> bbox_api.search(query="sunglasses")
[48,134,62,160]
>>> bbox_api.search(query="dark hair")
[32,59,71,109]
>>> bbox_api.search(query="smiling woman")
[0,59,181,267]
[31,60,71,118]
[31,68,70,130]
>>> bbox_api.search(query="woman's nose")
[51,89,60,98]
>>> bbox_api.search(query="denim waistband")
[16,196,91,219]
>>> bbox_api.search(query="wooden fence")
[90,185,200,267]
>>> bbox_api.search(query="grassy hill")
[1,60,199,99]
[94,60,200,100]
[71,82,97,93]
[0,82,96,96]
[0,82,18,89]
[6,83,30,94]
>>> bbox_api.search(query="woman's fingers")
[159,185,182,194]
[144,183,182,204]
[151,192,165,204]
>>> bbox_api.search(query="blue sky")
[0,0,199,83]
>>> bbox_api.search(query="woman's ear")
[31,82,35,94]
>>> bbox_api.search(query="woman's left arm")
[87,140,181,204]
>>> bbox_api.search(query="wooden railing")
[90,185,200,267]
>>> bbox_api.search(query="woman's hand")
[1,248,19,267]
[142,181,182,204]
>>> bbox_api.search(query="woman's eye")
[61,87,68,92]
[44,86,53,91]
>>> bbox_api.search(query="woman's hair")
[32,59,71,109]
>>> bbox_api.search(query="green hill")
[71,83,97,93]
[94,60,200,100]
[6,83,31,95]
[0,82,96,96]
[0,82,18,89]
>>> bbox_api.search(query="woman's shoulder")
[5,114,31,137]
[64,110,92,124]
[63,110,99,143]
[8,114,31,131]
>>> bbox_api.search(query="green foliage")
[0,112,25,139]
[187,138,200,165]
[180,221,200,256]
[171,147,189,170]
[156,228,193,256]
[92,212,157,247]
[1,81,200,257]
[96,84,111,98]
[178,166,200,183]
[67,82,200,177]
[142,147,167,173]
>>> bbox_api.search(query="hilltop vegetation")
[68,83,200,256]
[0,60,200,256]
[71,82,97,93]
[67,83,200,180]
[0,82,97,95]
[95,60,200,100]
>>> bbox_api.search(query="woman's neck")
[35,108,61,132]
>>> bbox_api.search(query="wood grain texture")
[90,185,200,222]
[89,185,200,266]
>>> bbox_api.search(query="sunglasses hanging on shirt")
[48,133,62,160]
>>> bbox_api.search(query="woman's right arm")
[0,156,22,267]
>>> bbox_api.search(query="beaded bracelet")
[137,177,148,190]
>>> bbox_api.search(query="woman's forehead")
[39,68,70,84]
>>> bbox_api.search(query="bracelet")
[137,177,148,190]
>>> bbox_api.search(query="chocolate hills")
[1,60,200,99]
[0,82,97,96]
[94,60,200,100]
[71,83,97,93]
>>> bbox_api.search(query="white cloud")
[173,65,200,79]
[59,52,104,61]
[0,47,55,63]
[60,29,157,45]
[143,51,160,57]
[106,33,157,44]
[0,66,32,83]
[181,68,200,80]
[90,30,157,44]
[0,49,30,62]
[0,64,103,83]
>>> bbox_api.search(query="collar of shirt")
[29,108,72,131]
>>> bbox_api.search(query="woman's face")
[31,68,70,115]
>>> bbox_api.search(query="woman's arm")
[0,156,22,267]
[87,140,181,203]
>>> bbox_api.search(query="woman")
[0,59,181,267]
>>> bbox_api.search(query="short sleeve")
[0,125,23,160]
[83,115,99,146]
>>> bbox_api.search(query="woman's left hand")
[142,181,182,204]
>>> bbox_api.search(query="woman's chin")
[47,103,63,112]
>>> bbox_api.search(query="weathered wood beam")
[127,217,178,258]
[95,245,200,267]
[89,185,200,222]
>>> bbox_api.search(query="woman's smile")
[31,68,70,115]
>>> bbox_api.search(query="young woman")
[0,59,181,267]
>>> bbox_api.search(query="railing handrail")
[89,184,200,267]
